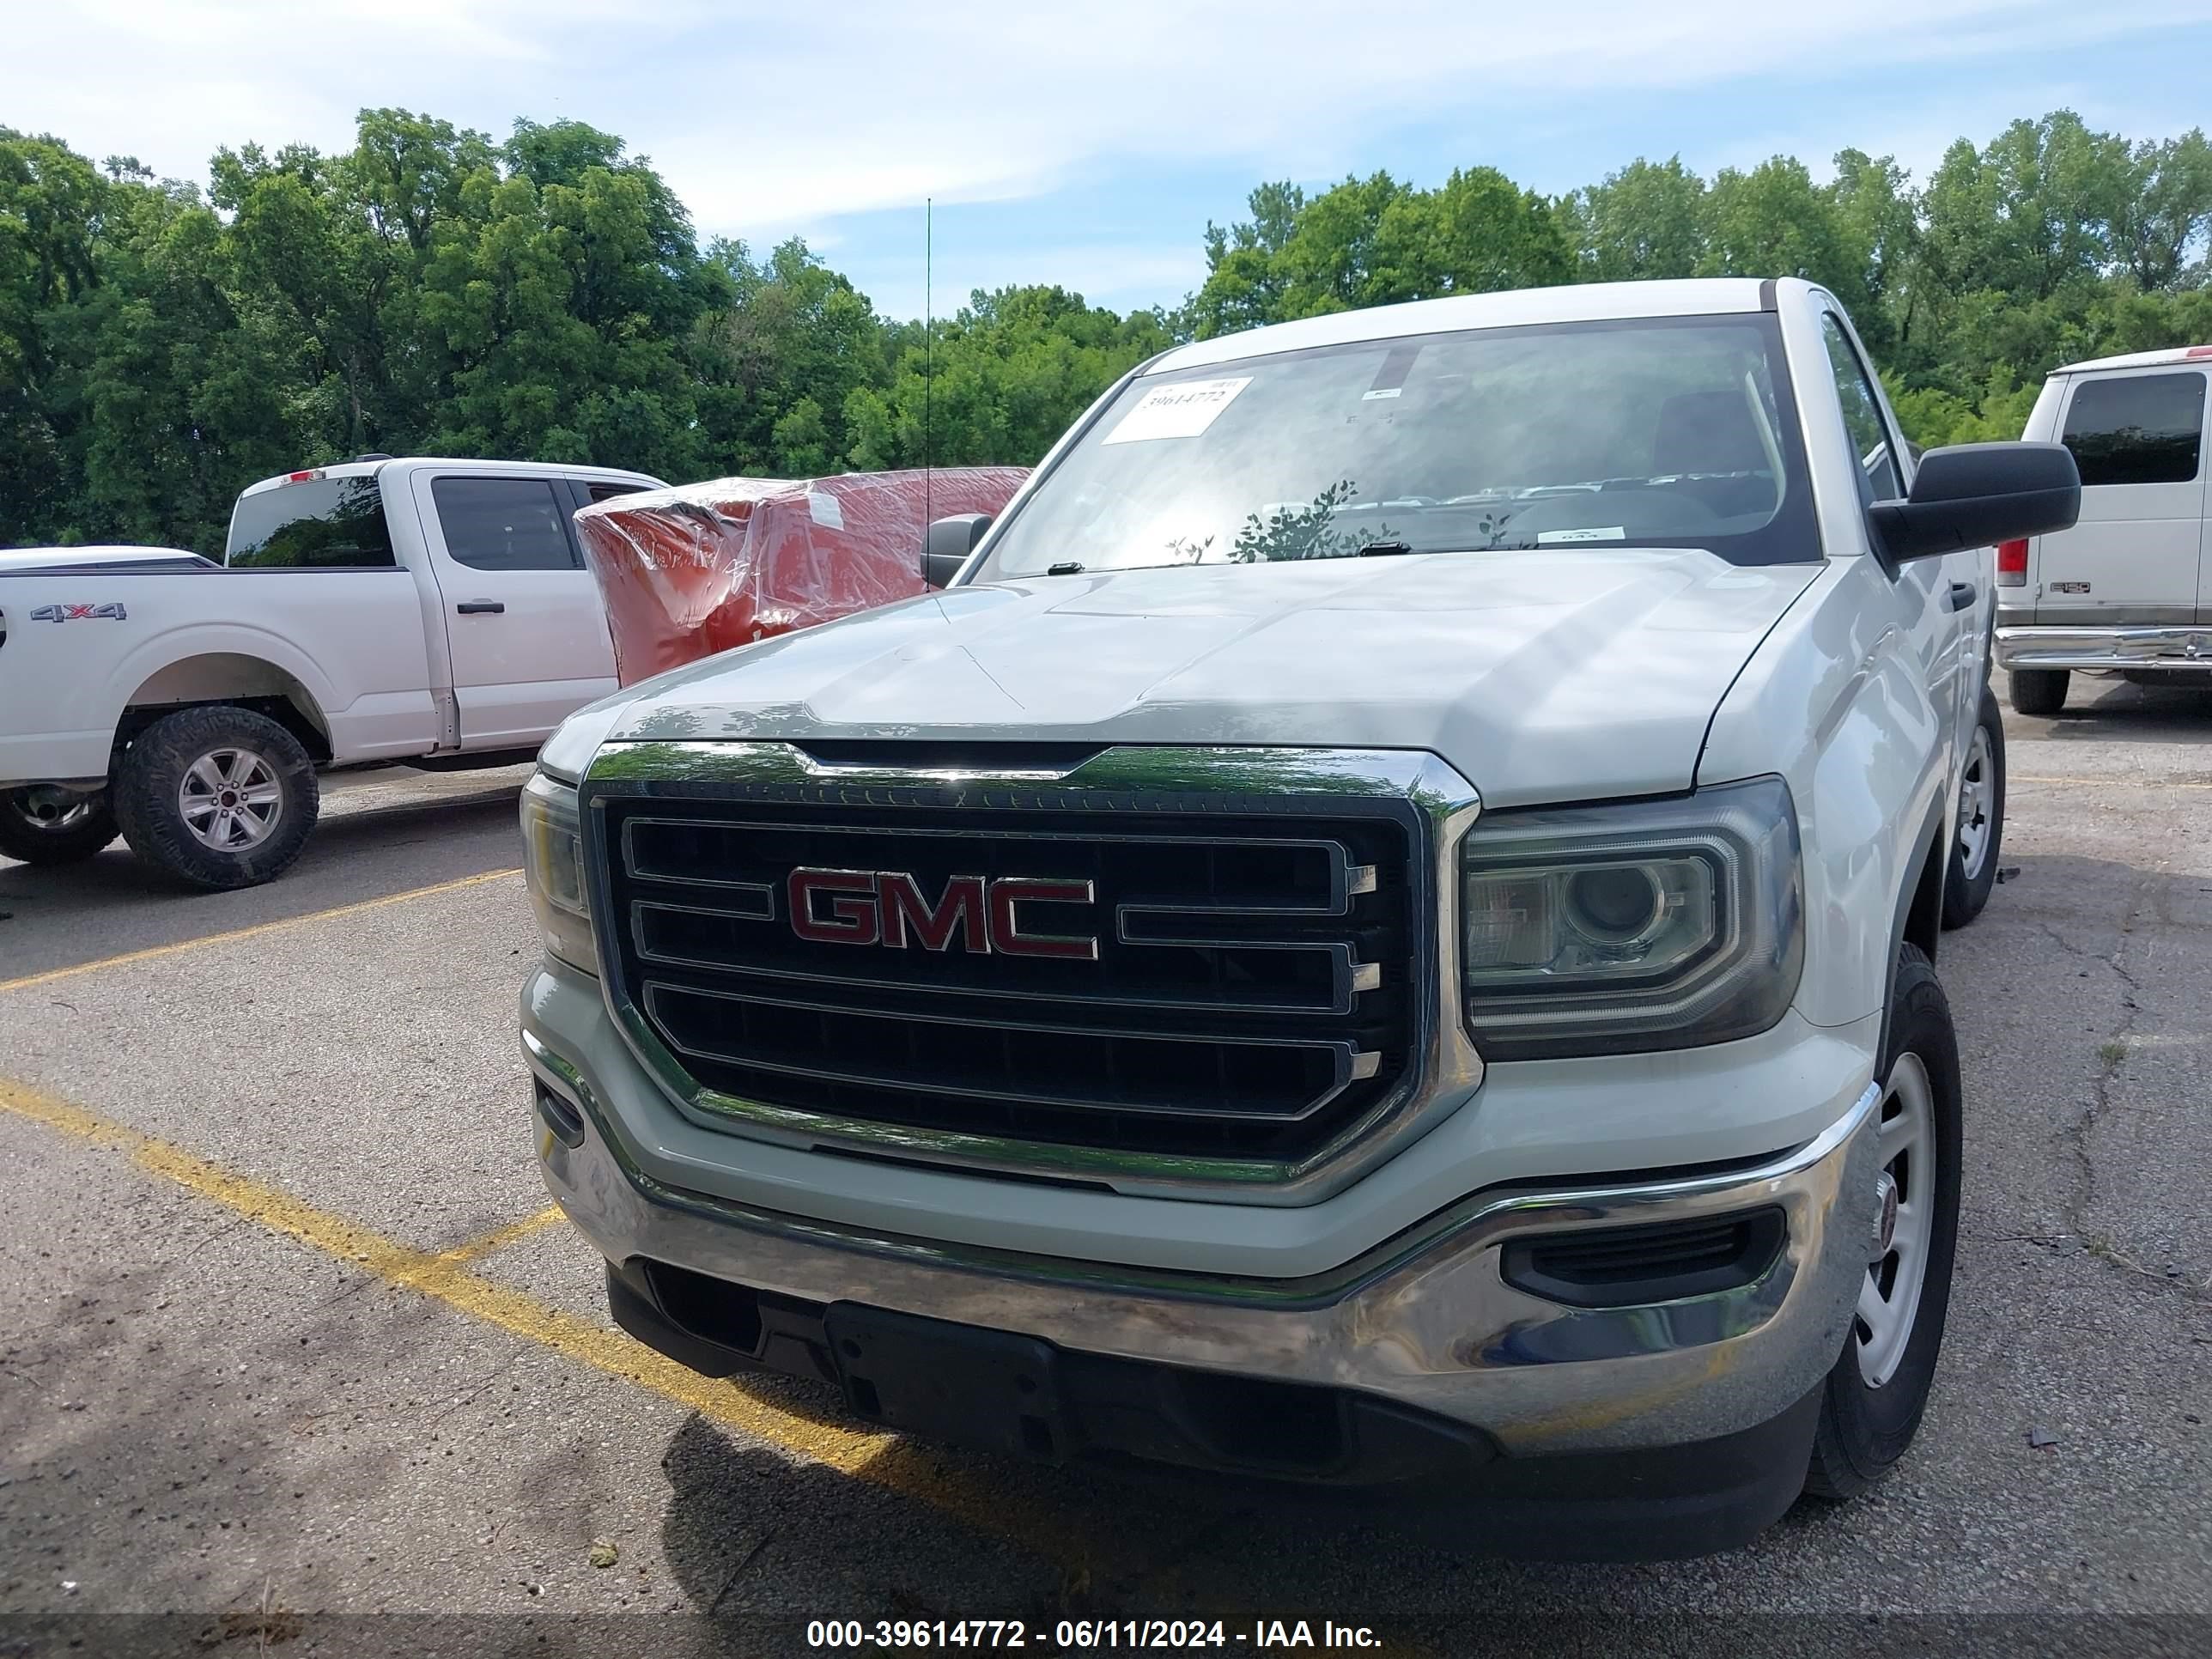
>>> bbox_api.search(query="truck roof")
[235,456,665,499]
[1150,277,1774,375]
[2051,343,2212,376]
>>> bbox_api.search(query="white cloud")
[6,0,2209,234]
[924,242,1212,313]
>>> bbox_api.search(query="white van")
[1997,344,2212,714]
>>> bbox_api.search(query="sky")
[6,0,2212,321]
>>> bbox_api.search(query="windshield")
[977,314,1820,577]
[226,476,396,568]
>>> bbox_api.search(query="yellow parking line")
[3,1071,1446,1650]
[0,868,523,996]
[436,1204,567,1264]
[0,1073,1109,1580]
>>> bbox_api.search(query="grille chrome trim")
[641,979,1376,1121]
[580,741,1483,1204]
[633,897,1373,1018]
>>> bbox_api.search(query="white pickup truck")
[0,457,659,887]
[519,279,2079,1558]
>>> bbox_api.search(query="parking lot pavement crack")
[421,1343,534,1433]
[2051,877,2210,1304]
[706,1528,773,1613]
[2036,921,2105,962]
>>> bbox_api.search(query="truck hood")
[605,549,1820,806]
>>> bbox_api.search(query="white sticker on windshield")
[1536,527,1626,545]
[806,490,845,530]
[1101,377,1252,445]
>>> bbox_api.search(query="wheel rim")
[1955,724,1994,883]
[1856,1050,1936,1389]
[6,785,98,835]
[178,748,283,852]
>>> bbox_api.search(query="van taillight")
[286,469,322,483]
[1996,539,2028,587]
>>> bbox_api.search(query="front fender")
[1699,560,1950,1031]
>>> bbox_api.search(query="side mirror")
[922,514,993,588]
[1870,441,2080,562]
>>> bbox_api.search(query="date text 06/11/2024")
[804,1619,1385,1650]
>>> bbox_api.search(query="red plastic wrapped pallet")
[574,466,1030,684]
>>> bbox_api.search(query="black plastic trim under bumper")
[606,1256,1821,1559]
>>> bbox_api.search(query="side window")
[433,477,578,572]
[1819,314,1903,506]
[582,481,647,504]
[2059,374,2205,487]
[226,477,396,568]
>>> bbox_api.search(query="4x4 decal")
[28,601,129,623]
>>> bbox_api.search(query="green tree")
[1564,156,1708,282]
[0,129,108,542]
[1186,168,1569,336]
[2111,131,2212,289]
[1372,167,1571,299]
[13,103,2212,557]
[1701,157,1867,313]
[692,237,888,475]
[846,284,1171,469]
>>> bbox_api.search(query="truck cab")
[226,459,656,751]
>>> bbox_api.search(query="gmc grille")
[594,789,1425,1166]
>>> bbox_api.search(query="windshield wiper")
[1046,561,1085,576]
[1355,539,1418,557]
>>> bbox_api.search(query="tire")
[2008,667,2068,717]
[1804,943,1962,1500]
[112,705,320,890]
[0,787,118,866]
[1941,689,2005,930]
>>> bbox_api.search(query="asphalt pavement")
[2,696,2209,1658]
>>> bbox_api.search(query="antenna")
[923,196,933,529]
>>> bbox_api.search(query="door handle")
[455,600,506,615]
[1948,582,1977,613]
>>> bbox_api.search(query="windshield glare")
[979,315,1820,577]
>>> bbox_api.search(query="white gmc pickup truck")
[0,457,659,887]
[516,280,2078,1557]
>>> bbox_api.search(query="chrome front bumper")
[1996,623,2212,672]
[524,1022,1881,1460]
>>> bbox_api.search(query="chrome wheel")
[1955,724,1994,883]
[178,748,283,852]
[6,785,99,835]
[1856,1050,1936,1388]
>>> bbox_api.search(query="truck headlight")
[1460,775,1802,1060]
[520,771,597,976]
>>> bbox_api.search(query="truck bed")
[0,563,439,783]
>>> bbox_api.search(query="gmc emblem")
[787,868,1097,960]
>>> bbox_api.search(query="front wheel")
[1942,688,2005,929]
[1803,943,1962,1500]
[0,786,118,866]
[113,706,320,890]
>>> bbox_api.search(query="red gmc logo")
[787,869,1098,959]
